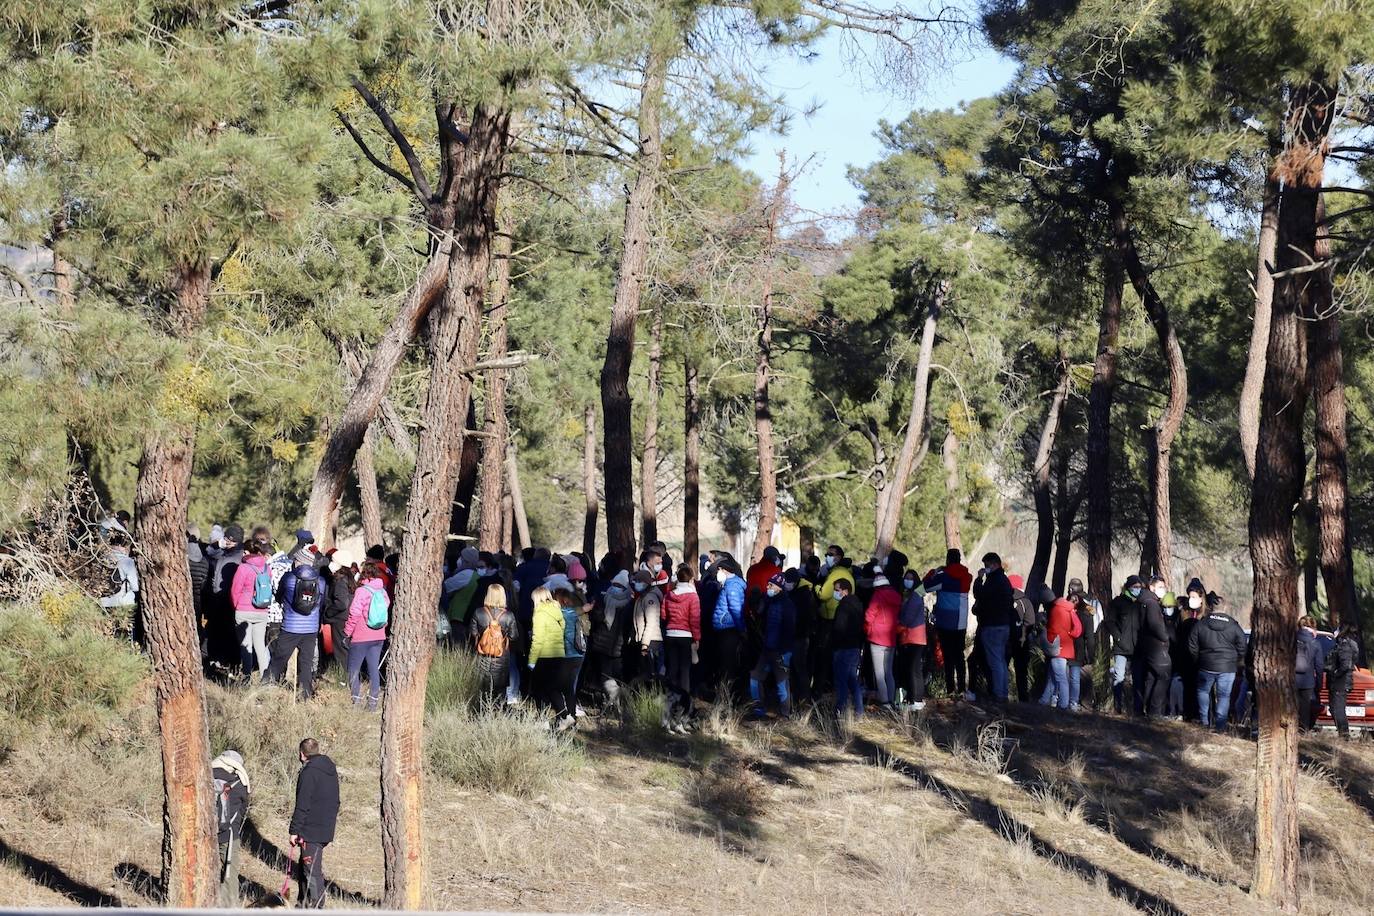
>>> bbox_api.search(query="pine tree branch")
[350,77,433,202]
[335,109,421,201]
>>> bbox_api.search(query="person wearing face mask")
[630,570,665,684]
[746,545,785,615]
[662,564,702,732]
[812,547,852,695]
[1175,578,1207,722]
[639,548,669,593]
[585,570,635,712]
[896,569,928,710]
[829,579,866,719]
[971,553,1016,704]
[749,573,797,718]
[1134,575,1173,718]
[923,549,974,700]
[1103,575,1145,714]
[1187,593,1247,731]
[784,568,818,703]
[712,559,748,699]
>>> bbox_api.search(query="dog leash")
[279,839,297,901]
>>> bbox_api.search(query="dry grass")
[427,703,583,797]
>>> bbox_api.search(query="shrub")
[426,648,482,714]
[621,685,669,741]
[427,703,582,797]
[0,601,147,733]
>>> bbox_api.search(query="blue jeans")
[1068,664,1082,708]
[1039,656,1069,709]
[1197,670,1235,729]
[347,640,383,704]
[981,625,1010,701]
[1111,654,1129,685]
[507,658,522,702]
[833,648,863,717]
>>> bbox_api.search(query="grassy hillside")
[0,613,1371,914]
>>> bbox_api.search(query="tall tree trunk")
[336,341,414,461]
[1051,443,1077,596]
[683,356,700,571]
[641,304,664,548]
[380,106,509,911]
[1300,485,1320,616]
[1249,79,1333,913]
[1028,361,1071,593]
[600,45,667,570]
[752,266,779,564]
[1241,169,1282,480]
[1087,247,1123,611]
[134,262,216,907]
[874,282,944,558]
[507,439,531,551]
[1111,201,1188,583]
[501,485,514,555]
[582,404,598,560]
[448,397,480,535]
[1308,200,1364,653]
[357,428,385,548]
[49,210,75,314]
[306,236,455,547]
[941,429,962,551]
[476,218,513,552]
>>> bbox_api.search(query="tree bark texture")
[357,428,385,549]
[641,304,664,548]
[582,404,598,560]
[1051,443,1078,597]
[306,235,455,548]
[600,45,667,570]
[338,342,414,461]
[134,262,216,907]
[507,438,531,551]
[1087,249,1123,611]
[476,219,513,552]
[1249,80,1333,913]
[1307,200,1363,651]
[752,240,779,565]
[941,429,962,552]
[447,397,480,535]
[1112,201,1187,584]
[683,357,700,571]
[380,105,509,911]
[1028,362,1070,594]
[874,282,944,559]
[1241,170,1281,481]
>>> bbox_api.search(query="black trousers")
[898,643,925,702]
[936,628,967,695]
[715,628,745,699]
[1141,661,1171,717]
[664,637,694,716]
[1331,678,1352,736]
[1297,686,1316,731]
[791,637,812,703]
[532,658,577,719]
[1011,633,1032,702]
[297,841,325,908]
[266,630,316,699]
[809,620,833,694]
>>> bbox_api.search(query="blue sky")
[744,32,1018,233]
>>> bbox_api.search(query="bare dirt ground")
[1,682,1371,914]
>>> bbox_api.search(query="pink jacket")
[661,584,702,640]
[864,585,901,648]
[230,554,269,617]
[345,577,389,643]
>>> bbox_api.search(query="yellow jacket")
[527,598,566,667]
[818,565,856,621]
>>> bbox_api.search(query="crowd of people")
[94,519,1368,906]
[98,517,1364,739]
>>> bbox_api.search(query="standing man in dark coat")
[290,738,340,909]
[1103,575,1144,714]
[1135,576,1173,718]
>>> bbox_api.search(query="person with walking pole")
[290,738,340,908]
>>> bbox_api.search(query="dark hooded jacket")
[1295,627,1321,690]
[289,754,340,845]
[187,538,209,621]
[1187,612,1247,674]
[1104,591,1142,656]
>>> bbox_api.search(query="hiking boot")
[555,714,577,733]
[962,690,978,702]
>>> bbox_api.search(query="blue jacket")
[561,605,584,659]
[279,568,322,635]
[513,557,550,624]
[760,592,796,653]
[922,563,972,631]
[713,575,746,631]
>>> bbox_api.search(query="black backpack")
[1325,638,1356,680]
[292,566,321,615]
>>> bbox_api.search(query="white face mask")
[766,586,781,597]
[1153,586,1166,598]
[1164,606,1175,617]
[1188,595,1202,610]
[904,578,917,591]
[651,562,662,574]
[716,569,728,584]
[823,555,836,570]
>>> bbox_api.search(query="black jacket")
[1187,613,1247,674]
[1295,627,1321,690]
[188,540,209,620]
[1174,617,1200,673]
[1326,635,1361,688]
[1069,604,1095,668]
[207,545,244,613]
[212,765,250,845]
[830,595,866,651]
[588,586,634,658]
[971,569,1015,628]
[791,585,817,644]
[289,755,340,845]
[1104,593,1142,656]
[1135,592,1172,668]
[323,571,354,626]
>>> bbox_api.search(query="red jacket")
[661,584,702,640]
[1046,598,1084,661]
[864,584,902,648]
[745,559,781,602]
